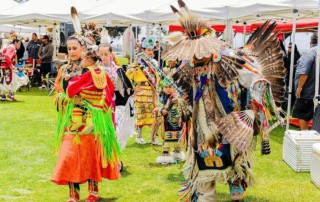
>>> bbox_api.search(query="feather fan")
[216,110,255,152]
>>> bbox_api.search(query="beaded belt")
[137,81,150,86]
[192,64,212,75]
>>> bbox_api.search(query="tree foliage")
[106,26,141,39]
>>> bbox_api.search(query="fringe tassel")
[85,103,122,167]
[54,96,74,154]
[73,134,81,144]
[179,180,192,201]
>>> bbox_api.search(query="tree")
[106,26,141,39]
[13,0,29,3]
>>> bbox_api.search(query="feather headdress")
[162,0,228,60]
[100,27,111,45]
[216,110,255,152]
[70,6,95,47]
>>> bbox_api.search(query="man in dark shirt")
[26,33,42,85]
[153,41,166,68]
[26,33,42,59]
[38,35,54,89]
[293,33,320,130]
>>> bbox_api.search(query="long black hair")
[11,39,25,60]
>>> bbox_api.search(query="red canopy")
[169,23,226,33]
[169,19,318,34]
[233,19,318,33]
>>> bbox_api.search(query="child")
[156,78,187,164]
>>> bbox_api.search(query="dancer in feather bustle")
[164,1,286,201]
[51,7,121,202]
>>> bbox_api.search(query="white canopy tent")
[0,0,318,27]
[0,13,69,27]
[83,13,146,26]
[0,24,39,33]
[0,0,19,13]
[1,0,103,16]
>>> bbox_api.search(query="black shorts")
[40,63,52,76]
[292,98,314,121]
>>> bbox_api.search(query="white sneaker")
[39,85,47,90]
[171,150,186,161]
[133,129,139,135]
[135,137,146,144]
[0,96,7,101]
[150,139,162,146]
[156,155,176,164]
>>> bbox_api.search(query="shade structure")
[0,0,318,28]
[0,24,39,33]
[168,23,226,33]
[232,19,318,33]
[0,13,70,27]
[83,13,146,26]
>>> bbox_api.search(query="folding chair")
[48,78,55,96]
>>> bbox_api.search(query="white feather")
[100,27,111,44]
[122,27,135,58]
[166,32,185,45]
[71,7,81,34]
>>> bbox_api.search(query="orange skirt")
[51,134,120,185]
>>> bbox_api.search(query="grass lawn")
[0,88,319,202]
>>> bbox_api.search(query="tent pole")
[135,26,138,43]
[286,8,298,130]
[315,0,320,108]
[158,25,161,67]
[53,23,57,59]
[224,7,232,45]
[146,24,150,38]
[146,10,150,38]
[130,25,133,64]
[243,22,246,46]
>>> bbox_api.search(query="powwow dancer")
[155,77,191,164]
[51,7,121,202]
[0,39,22,101]
[164,1,286,201]
[126,37,162,145]
[98,41,134,150]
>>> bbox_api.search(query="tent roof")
[0,24,39,33]
[169,23,226,33]
[233,18,318,33]
[0,0,19,13]
[0,0,319,27]
[0,13,70,27]
[83,13,146,26]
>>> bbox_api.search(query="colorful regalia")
[126,38,160,144]
[52,65,121,183]
[100,59,134,149]
[0,43,21,101]
[164,1,286,201]
[51,7,121,202]
[155,78,191,164]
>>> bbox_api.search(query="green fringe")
[73,134,81,144]
[53,95,74,154]
[85,102,122,165]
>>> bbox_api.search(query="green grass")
[0,88,319,202]
[118,57,128,66]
